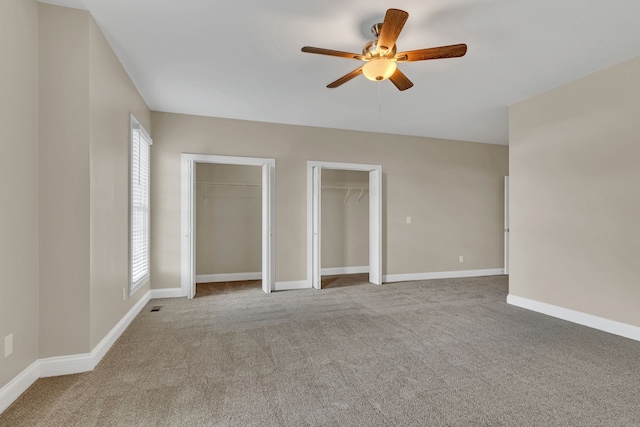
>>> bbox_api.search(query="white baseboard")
[40,290,151,378]
[150,287,185,299]
[321,266,369,276]
[273,280,311,291]
[271,269,504,291]
[507,294,640,342]
[196,272,262,283]
[0,290,152,414]
[383,268,504,283]
[0,361,40,414]
[37,353,93,378]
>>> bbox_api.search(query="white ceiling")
[41,0,640,145]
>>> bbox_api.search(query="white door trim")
[181,154,276,298]
[307,161,383,289]
[504,176,509,275]
[311,166,322,289]
[368,168,382,285]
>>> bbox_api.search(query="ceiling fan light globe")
[362,58,397,81]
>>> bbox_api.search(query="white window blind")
[130,116,152,294]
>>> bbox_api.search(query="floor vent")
[150,306,162,312]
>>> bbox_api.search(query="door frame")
[504,176,509,275]
[307,161,383,289]
[181,154,275,298]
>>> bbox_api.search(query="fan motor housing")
[363,23,397,58]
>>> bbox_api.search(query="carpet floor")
[2,274,639,426]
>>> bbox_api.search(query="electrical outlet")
[5,334,13,358]
[406,216,411,224]
[459,256,464,263]
[122,288,126,301]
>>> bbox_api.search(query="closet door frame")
[307,161,383,289]
[181,154,275,298]
[504,176,509,275]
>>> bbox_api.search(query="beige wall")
[509,55,640,326]
[38,3,151,357]
[0,0,39,389]
[151,112,508,287]
[88,17,151,349]
[1,1,151,392]
[38,3,92,358]
[321,170,369,269]
[195,164,261,275]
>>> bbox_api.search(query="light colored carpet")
[2,274,640,426]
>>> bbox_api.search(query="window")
[130,115,152,295]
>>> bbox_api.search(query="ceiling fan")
[301,8,467,91]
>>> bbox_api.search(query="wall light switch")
[406,216,411,224]
[5,334,13,358]
[122,288,126,301]
[459,256,464,263]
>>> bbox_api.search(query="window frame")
[129,114,152,296]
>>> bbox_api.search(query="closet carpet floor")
[2,274,640,426]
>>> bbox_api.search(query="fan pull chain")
[378,81,382,119]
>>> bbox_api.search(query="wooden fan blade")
[389,68,413,91]
[396,44,467,62]
[377,9,409,54]
[302,46,366,61]
[327,67,363,88]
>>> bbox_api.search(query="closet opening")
[195,163,262,296]
[320,170,370,289]
[307,161,382,289]
[181,154,275,299]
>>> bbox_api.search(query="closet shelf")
[321,186,369,203]
[196,181,261,188]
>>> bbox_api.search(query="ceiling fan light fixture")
[300,8,466,91]
[362,58,397,81]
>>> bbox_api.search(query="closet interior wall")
[195,163,262,277]
[321,170,369,271]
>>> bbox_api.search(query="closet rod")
[321,186,368,191]
[196,181,261,188]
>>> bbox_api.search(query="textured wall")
[321,170,369,269]
[150,112,508,286]
[195,164,262,275]
[88,17,151,349]
[38,3,92,358]
[509,55,640,326]
[1,0,151,391]
[0,0,39,390]
[38,3,151,356]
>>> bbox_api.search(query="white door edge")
[504,176,509,275]
[311,166,322,289]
